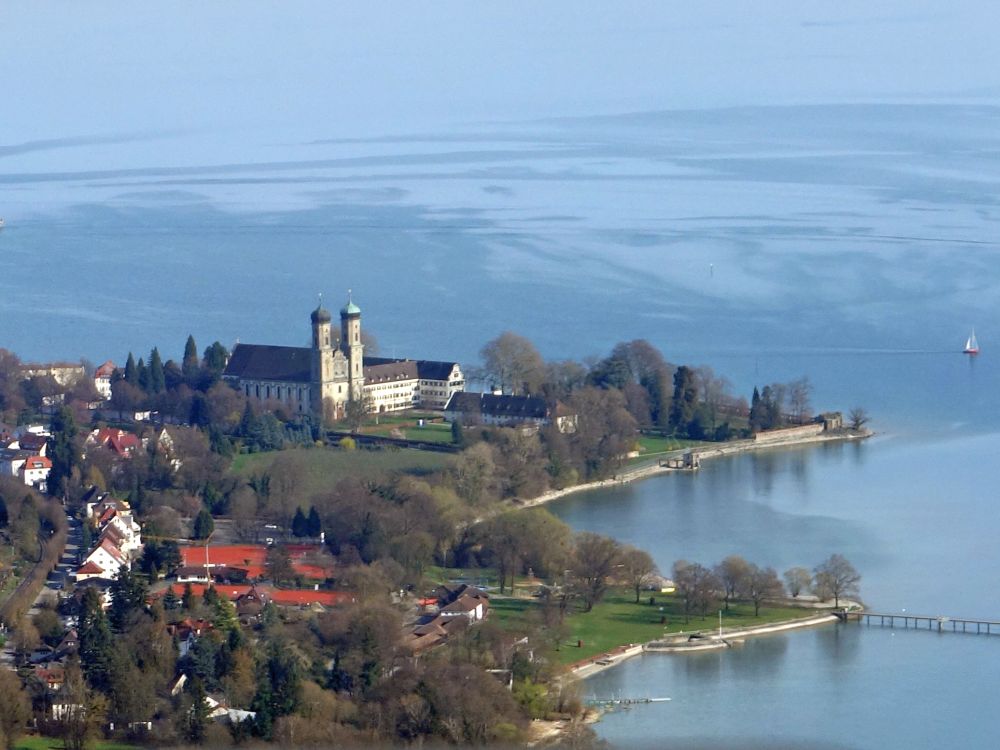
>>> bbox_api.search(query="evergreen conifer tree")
[182,582,195,610]
[163,587,180,611]
[182,335,200,381]
[306,506,322,538]
[123,352,137,384]
[192,508,215,540]
[148,348,166,394]
[136,357,148,391]
[291,507,308,538]
[78,587,114,692]
[202,341,229,375]
[48,405,79,497]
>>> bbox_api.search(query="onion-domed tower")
[310,301,335,418]
[340,292,365,402]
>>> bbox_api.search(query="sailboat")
[964,330,980,355]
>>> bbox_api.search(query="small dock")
[587,697,671,708]
[838,610,1000,635]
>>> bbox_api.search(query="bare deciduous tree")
[745,564,784,616]
[619,545,659,603]
[813,554,861,608]
[783,566,812,598]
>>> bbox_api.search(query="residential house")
[444,392,577,432]
[19,455,52,492]
[93,361,117,400]
[85,427,142,458]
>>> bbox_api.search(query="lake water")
[4,85,1000,748]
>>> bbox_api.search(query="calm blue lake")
[3,93,1000,748]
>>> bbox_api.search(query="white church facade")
[222,296,465,422]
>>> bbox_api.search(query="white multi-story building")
[223,296,464,422]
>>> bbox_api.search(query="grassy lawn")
[230,445,449,495]
[364,421,455,444]
[488,588,824,665]
[15,738,139,750]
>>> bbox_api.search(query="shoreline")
[568,609,846,681]
[518,427,872,511]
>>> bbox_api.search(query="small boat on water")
[0,218,5,229]
[964,330,980,355]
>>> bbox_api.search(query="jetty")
[587,697,671,708]
[838,610,1000,635]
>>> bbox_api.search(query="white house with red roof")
[93,361,116,400]
[76,538,128,581]
[76,490,143,581]
[85,428,142,457]
[19,455,52,493]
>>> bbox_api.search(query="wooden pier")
[837,610,1000,635]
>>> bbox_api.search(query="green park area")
[230,444,449,495]
[15,739,139,750]
[490,588,822,665]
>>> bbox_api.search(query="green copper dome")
[341,299,361,316]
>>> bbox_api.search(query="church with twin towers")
[223,293,465,422]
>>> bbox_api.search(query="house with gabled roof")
[444,392,577,432]
[93,360,116,400]
[76,538,128,581]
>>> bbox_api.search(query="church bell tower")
[310,300,334,419]
[340,291,365,402]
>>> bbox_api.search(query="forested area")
[0,331,827,747]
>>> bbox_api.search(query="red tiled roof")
[98,538,125,563]
[95,361,117,378]
[22,456,51,470]
[157,583,353,608]
[180,544,335,581]
[77,561,105,575]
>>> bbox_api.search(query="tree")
[54,659,105,750]
[812,554,861,608]
[291,507,308,538]
[480,332,545,395]
[192,509,215,540]
[672,560,720,622]
[163,586,180,611]
[109,565,148,632]
[783,566,812,598]
[668,365,698,435]
[451,443,495,505]
[306,506,322,538]
[123,352,138,385]
[618,545,658,603]
[0,670,30,749]
[788,376,813,424]
[11,622,39,667]
[182,583,196,610]
[147,348,165,394]
[748,386,763,432]
[266,545,295,586]
[49,405,79,497]
[180,676,210,744]
[182,334,200,381]
[202,341,229,376]
[344,396,369,433]
[572,532,621,611]
[78,587,114,692]
[849,407,870,431]
[745,564,784,616]
[324,604,401,697]
[714,555,751,612]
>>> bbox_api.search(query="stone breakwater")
[567,611,844,680]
